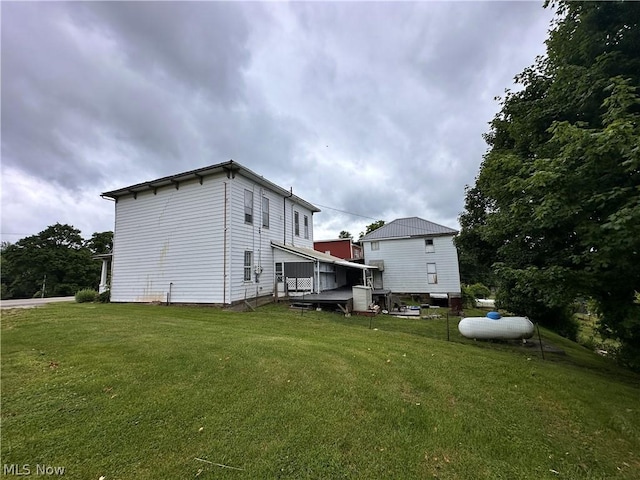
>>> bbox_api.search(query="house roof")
[271,242,376,271]
[101,160,320,213]
[360,217,458,241]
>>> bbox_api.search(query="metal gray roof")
[360,217,458,241]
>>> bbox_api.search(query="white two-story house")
[360,217,462,306]
[101,160,371,305]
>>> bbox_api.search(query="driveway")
[0,296,75,309]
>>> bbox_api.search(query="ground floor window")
[427,263,437,284]
[244,251,253,281]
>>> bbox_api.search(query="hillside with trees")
[456,1,640,368]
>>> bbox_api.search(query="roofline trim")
[101,160,320,213]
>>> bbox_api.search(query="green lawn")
[1,303,639,479]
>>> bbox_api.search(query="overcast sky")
[1,1,555,244]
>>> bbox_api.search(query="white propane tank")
[458,311,534,340]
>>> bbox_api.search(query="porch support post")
[99,259,109,293]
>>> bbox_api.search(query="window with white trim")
[427,263,437,284]
[294,211,300,236]
[244,251,253,281]
[425,238,435,253]
[262,197,269,228]
[304,215,309,239]
[371,241,380,251]
[244,190,253,224]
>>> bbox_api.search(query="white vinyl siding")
[227,177,314,302]
[363,235,460,294]
[110,175,226,303]
[110,170,316,305]
[228,178,275,302]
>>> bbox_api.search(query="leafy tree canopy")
[86,231,113,255]
[457,1,640,367]
[1,223,112,299]
[338,230,353,239]
[359,220,385,240]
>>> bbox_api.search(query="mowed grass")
[1,303,639,479]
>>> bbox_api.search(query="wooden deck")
[292,287,393,314]
[297,288,354,304]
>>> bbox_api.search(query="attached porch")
[271,241,378,301]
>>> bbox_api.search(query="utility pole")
[41,275,46,298]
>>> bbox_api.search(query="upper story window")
[304,215,309,239]
[262,197,270,228]
[244,189,253,224]
[371,241,380,251]
[294,211,300,236]
[425,238,435,253]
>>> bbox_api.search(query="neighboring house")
[314,239,363,261]
[101,160,372,305]
[360,217,461,305]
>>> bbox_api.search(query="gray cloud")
[1,1,554,242]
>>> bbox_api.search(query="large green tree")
[85,231,113,255]
[1,224,111,299]
[457,1,640,367]
[359,220,385,240]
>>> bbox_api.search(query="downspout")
[223,181,228,305]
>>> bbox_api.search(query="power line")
[309,202,381,222]
[309,201,457,236]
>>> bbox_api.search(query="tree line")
[1,223,113,299]
[456,1,640,369]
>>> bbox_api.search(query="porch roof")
[271,242,377,271]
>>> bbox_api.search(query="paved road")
[0,296,76,309]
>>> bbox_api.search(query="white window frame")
[244,190,253,224]
[304,215,309,239]
[244,251,253,282]
[262,197,269,229]
[371,241,380,251]
[425,238,435,253]
[294,211,300,237]
[427,263,437,284]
